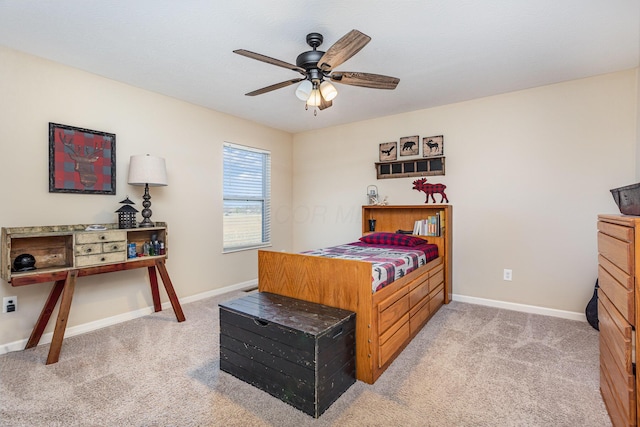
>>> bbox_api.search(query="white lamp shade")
[295,80,313,101]
[320,81,338,101]
[307,89,322,107]
[128,154,168,186]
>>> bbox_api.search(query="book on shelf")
[413,210,445,237]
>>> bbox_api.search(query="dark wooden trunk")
[219,292,356,418]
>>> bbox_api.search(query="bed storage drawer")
[409,275,430,307]
[378,314,410,368]
[378,287,409,335]
[409,295,431,335]
[430,284,445,313]
[429,264,444,291]
[219,292,356,418]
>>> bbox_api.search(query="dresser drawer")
[75,230,126,244]
[599,221,635,242]
[599,255,634,291]
[599,265,634,326]
[599,292,635,426]
[599,291,633,376]
[75,251,126,267]
[598,231,634,276]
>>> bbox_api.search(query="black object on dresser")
[219,292,356,418]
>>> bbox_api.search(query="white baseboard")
[0,282,587,356]
[0,279,258,356]
[452,293,587,322]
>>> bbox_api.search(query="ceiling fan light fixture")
[295,80,313,101]
[307,88,322,107]
[320,81,338,101]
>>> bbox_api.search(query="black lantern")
[116,196,139,229]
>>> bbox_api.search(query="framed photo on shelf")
[399,135,419,156]
[48,122,116,195]
[379,141,397,161]
[423,135,444,157]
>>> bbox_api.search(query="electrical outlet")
[503,269,513,281]
[3,296,17,313]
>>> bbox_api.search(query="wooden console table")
[1,223,185,364]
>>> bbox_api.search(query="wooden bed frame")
[258,205,452,384]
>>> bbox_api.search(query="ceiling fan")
[233,30,400,113]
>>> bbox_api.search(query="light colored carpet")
[0,290,612,426]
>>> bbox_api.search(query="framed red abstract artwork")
[48,123,116,195]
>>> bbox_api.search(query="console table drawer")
[102,241,127,253]
[76,251,126,267]
[75,242,127,256]
[75,243,102,256]
[75,230,126,245]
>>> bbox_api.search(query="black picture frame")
[49,123,116,195]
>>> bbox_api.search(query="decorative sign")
[49,123,116,194]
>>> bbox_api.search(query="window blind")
[223,143,271,252]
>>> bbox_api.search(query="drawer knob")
[112,245,118,250]
[100,236,106,240]
[101,257,106,262]
[86,248,92,253]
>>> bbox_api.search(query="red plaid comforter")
[302,241,439,293]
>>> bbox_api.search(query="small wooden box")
[219,292,356,418]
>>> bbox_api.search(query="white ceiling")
[0,1,638,134]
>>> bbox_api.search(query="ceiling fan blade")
[319,93,332,110]
[330,72,400,90]
[234,49,306,75]
[245,78,304,96]
[317,30,371,72]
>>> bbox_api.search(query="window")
[223,142,271,252]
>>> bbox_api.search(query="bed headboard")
[362,204,452,302]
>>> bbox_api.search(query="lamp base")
[139,183,155,228]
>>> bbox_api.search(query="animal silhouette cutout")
[412,178,449,203]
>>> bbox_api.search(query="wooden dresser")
[597,214,639,426]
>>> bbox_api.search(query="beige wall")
[1,43,637,351]
[0,46,293,347]
[292,69,638,314]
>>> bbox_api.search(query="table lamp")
[128,154,167,227]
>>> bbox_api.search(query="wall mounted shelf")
[375,157,445,179]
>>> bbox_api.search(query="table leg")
[155,259,185,322]
[46,270,77,365]
[25,278,66,349]
[147,265,162,312]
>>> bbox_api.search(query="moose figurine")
[412,178,449,204]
